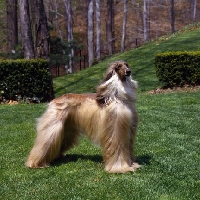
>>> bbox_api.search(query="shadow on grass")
[52,153,152,167]
[136,154,152,165]
[52,154,103,167]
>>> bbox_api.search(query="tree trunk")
[106,0,113,55]
[170,0,175,33]
[88,0,94,67]
[7,0,18,53]
[191,0,197,22]
[121,0,128,52]
[18,0,35,58]
[96,0,101,60]
[143,0,149,42]
[63,0,74,73]
[29,0,49,59]
[54,0,63,40]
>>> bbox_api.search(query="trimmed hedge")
[0,59,54,102]
[155,51,200,87]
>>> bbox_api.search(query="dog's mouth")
[125,70,131,76]
[122,71,131,81]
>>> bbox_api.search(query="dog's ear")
[103,62,122,82]
[103,70,115,82]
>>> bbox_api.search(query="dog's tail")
[25,103,66,168]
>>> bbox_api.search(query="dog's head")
[104,61,132,82]
[96,60,137,106]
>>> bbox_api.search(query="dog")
[25,60,140,173]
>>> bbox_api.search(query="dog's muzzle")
[125,69,131,76]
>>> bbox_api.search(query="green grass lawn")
[1,92,200,199]
[1,25,200,199]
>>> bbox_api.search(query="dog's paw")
[106,163,140,173]
[25,160,50,168]
[132,162,141,169]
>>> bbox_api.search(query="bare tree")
[29,0,49,59]
[18,0,35,58]
[88,0,94,67]
[7,0,18,53]
[191,0,197,22]
[143,0,149,41]
[96,0,101,60]
[64,0,74,73]
[121,0,128,52]
[4,0,200,63]
[170,0,175,33]
[106,0,114,55]
[54,0,63,40]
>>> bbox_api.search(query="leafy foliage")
[155,51,200,87]
[0,59,54,102]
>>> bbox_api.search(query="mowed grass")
[1,93,200,199]
[1,24,200,199]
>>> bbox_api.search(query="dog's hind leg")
[59,120,81,157]
[25,104,66,168]
[129,111,140,169]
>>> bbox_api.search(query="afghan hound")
[25,60,140,173]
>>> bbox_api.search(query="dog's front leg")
[101,110,138,173]
[102,138,138,173]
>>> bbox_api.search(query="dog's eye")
[116,65,122,70]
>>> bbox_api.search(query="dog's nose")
[126,69,131,76]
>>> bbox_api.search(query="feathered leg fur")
[25,102,80,168]
[100,103,139,173]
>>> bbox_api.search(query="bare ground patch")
[147,85,200,94]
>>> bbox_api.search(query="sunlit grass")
[1,92,200,199]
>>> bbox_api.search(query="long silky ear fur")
[96,63,117,104]
[96,66,115,105]
[100,61,118,84]
[102,70,114,83]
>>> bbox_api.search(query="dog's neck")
[96,74,137,106]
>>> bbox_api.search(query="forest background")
[0,0,199,76]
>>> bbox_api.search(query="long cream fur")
[26,60,140,173]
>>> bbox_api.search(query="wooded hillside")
[0,0,199,74]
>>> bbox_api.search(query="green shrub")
[0,59,54,102]
[155,51,200,87]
